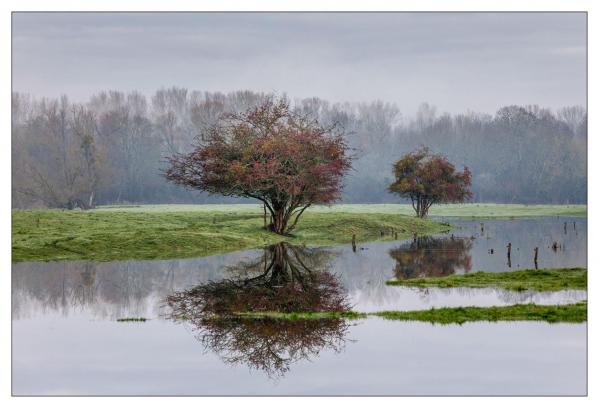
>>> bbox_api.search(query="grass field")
[95,203,587,217]
[386,267,587,292]
[234,302,587,324]
[12,208,448,262]
[12,203,586,263]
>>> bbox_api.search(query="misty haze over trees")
[11,88,587,209]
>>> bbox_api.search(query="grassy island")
[385,268,587,292]
[12,206,448,262]
[233,302,587,324]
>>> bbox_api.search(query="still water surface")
[12,217,587,395]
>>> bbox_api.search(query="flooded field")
[12,217,587,395]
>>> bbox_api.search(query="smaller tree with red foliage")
[389,147,472,218]
[164,98,352,235]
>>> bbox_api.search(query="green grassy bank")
[12,203,586,262]
[386,267,587,292]
[12,209,447,262]
[234,302,587,324]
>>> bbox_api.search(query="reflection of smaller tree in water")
[166,242,352,378]
[389,236,473,280]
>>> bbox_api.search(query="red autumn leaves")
[165,99,352,234]
[389,146,472,218]
[165,98,472,232]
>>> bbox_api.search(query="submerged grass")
[235,311,366,320]
[116,317,147,322]
[233,302,587,324]
[385,268,587,292]
[12,208,447,262]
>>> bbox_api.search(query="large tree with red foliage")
[389,147,472,218]
[164,98,352,234]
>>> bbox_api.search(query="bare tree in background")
[72,105,102,208]
[557,106,587,139]
[15,96,103,209]
[152,87,194,155]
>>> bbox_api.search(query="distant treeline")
[11,88,586,208]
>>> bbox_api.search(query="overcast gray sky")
[12,12,586,115]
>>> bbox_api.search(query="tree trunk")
[67,198,91,210]
[262,200,309,235]
[412,196,431,218]
[88,191,95,209]
[270,210,289,235]
[263,204,267,230]
[416,197,425,218]
[418,198,432,218]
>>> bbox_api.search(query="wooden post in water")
[480,223,484,235]
[534,247,539,269]
[352,234,356,252]
[507,243,512,268]
[564,222,567,235]
[573,221,576,231]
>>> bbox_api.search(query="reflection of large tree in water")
[193,317,348,378]
[166,242,351,378]
[389,236,473,279]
